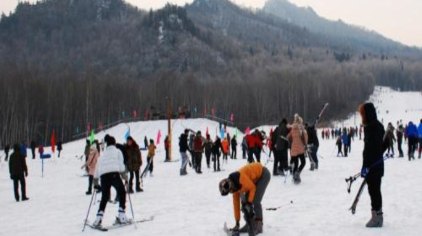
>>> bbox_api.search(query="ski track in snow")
[0,86,421,236]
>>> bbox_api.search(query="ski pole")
[266,201,294,211]
[82,189,97,232]
[126,184,137,229]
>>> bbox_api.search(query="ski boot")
[116,208,128,224]
[93,211,104,227]
[366,210,383,227]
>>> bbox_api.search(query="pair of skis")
[86,216,154,232]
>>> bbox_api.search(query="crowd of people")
[2,108,422,233]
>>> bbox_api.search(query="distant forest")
[0,0,421,145]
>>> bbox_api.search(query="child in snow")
[219,162,271,235]
[146,139,156,177]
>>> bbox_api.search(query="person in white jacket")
[93,135,129,227]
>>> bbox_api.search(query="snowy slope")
[0,86,421,236]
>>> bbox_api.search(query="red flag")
[245,127,250,135]
[206,127,209,136]
[156,130,162,145]
[51,129,56,153]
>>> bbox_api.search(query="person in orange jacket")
[221,138,230,163]
[219,162,271,235]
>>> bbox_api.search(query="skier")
[405,121,418,160]
[241,137,247,159]
[204,134,213,169]
[306,123,319,170]
[84,139,91,162]
[92,135,128,227]
[30,140,36,159]
[341,128,349,157]
[396,121,404,157]
[384,123,396,157]
[336,136,343,157]
[57,141,63,158]
[20,142,27,158]
[164,136,170,162]
[145,139,156,177]
[219,162,271,235]
[418,119,422,159]
[231,135,237,160]
[212,136,222,171]
[192,131,205,174]
[125,136,142,193]
[287,114,308,184]
[5,144,10,161]
[358,102,387,227]
[271,118,290,176]
[179,129,190,176]
[9,144,29,202]
[83,141,100,195]
[221,137,230,163]
[188,133,196,169]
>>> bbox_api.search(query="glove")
[361,167,369,178]
[242,202,255,218]
[121,172,128,182]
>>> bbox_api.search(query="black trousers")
[273,149,282,174]
[291,154,306,173]
[367,176,382,211]
[213,152,220,171]
[194,152,202,172]
[408,137,418,159]
[99,172,126,212]
[129,170,140,190]
[343,145,348,157]
[12,175,27,201]
[397,137,403,156]
[205,150,212,167]
[247,149,254,163]
[31,148,35,159]
[231,147,237,159]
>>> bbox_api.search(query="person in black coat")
[306,123,319,170]
[179,129,190,175]
[57,141,63,158]
[231,136,237,159]
[9,144,29,202]
[4,144,10,161]
[271,118,290,175]
[358,102,387,227]
[30,141,36,159]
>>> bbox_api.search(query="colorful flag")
[50,129,56,153]
[124,127,130,140]
[89,130,95,145]
[220,127,225,139]
[245,127,251,135]
[156,130,162,144]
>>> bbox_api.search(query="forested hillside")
[0,0,421,144]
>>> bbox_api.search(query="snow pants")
[367,176,382,211]
[99,172,126,212]
[242,167,271,220]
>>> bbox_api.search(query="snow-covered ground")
[0,86,421,236]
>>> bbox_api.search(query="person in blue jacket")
[341,128,349,157]
[417,119,422,159]
[405,121,418,160]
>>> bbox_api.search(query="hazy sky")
[2,0,421,47]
